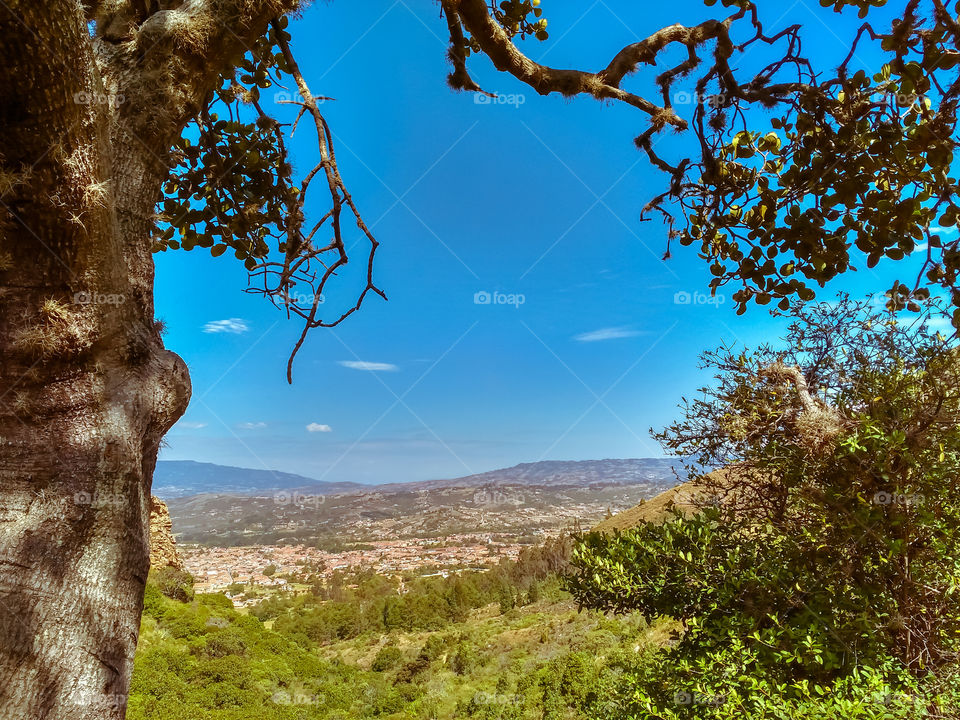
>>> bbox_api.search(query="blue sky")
[155,0,924,484]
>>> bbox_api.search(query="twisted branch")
[246,21,386,383]
[439,0,814,229]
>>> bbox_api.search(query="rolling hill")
[160,458,685,545]
[153,460,363,498]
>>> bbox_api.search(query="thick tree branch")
[445,0,690,127]
[443,0,759,135]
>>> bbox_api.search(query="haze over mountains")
[153,460,362,498]
[158,458,684,546]
[154,458,681,498]
[384,458,682,491]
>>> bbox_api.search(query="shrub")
[151,567,194,603]
[567,297,960,718]
[371,645,403,672]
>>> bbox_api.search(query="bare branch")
[245,20,386,383]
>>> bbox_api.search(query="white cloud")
[926,316,955,332]
[913,243,929,254]
[338,360,399,372]
[177,421,207,429]
[574,326,642,343]
[306,423,333,433]
[203,318,249,334]
[237,422,267,430]
[930,226,958,235]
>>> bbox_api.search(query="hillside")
[163,459,682,545]
[592,467,738,533]
[591,481,700,532]
[153,460,363,498]
[376,458,683,492]
[155,458,683,498]
[132,551,670,720]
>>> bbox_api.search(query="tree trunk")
[0,2,191,718]
[0,0,297,715]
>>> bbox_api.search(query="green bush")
[450,637,481,676]
[567,298,960,719]
[151,566,194,603]
[370,644,403,672]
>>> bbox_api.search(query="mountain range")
[153,460,362,498]
[157,458,685,545]
[154,457,682,498]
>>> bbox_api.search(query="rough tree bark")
[0,1,292,718]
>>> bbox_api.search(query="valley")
[162,458,681,547]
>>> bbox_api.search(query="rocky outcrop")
[149,495,183,570]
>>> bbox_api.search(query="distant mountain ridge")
[153,460,362,498]
[162,457,683,545]
[374,458,683,492]
[154,458,683,498]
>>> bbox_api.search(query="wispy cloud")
[338,360,399,371]
[573,326,642,343]
[237,422,267,430]
[177,421,207,429]
[926,316,955,332]
[203,318,249,334]
[306,423,333,433]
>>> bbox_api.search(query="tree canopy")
[567,297,960,718]
[121,0,960,383]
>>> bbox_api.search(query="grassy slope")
[130,579,670,720]
[591,482,699,533]
[591,467,745,533]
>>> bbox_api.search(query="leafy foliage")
[153,22,296,268]
[566,296,960,718]
[487,0,549,41]
[153,14,383,380]
[441,0,960,328]
[654,0,960,320]
[130,538,652,720]
[261,537,572,646]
